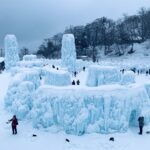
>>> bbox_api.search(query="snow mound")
[61,34,76,71]
[23,55,37,61]
[121,71,135,85]
[42,67,71,86]
[4,34,19,69]
[87,65,121,87]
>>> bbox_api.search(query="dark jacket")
[138,116,144,127]
[9,116,18,127]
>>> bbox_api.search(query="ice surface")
[86,65,121,87]
[4,34,19,69]
[61,34,76,71]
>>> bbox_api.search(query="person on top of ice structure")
[74,71,77,77]
[76,80,80,85]
[83,66,85,71]
[138,116,144,135]
[72,80,75,85]
[8,115,18,135]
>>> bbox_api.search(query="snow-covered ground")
[1,70,150,150]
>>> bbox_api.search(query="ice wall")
[87,65,121,87]
[29,86,149,135]
[42,67,71,86]
[4,34,19,69]
[23,55,37,61]
[5,81,35,119]
[121,71,135,85]
[61,34,76,71]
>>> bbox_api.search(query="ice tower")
[61,34,76,71]
[4,34,19,69]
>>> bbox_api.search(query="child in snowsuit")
[9,115,18,135]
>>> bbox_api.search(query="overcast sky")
[0,0,150,52]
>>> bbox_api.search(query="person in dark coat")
[9,115,18,135]
[52,65,55,68]
[138,116,144,135]
[74,71,77,77]
[72,80,75,85]
[83,67,85,71]
[76,80,80,85]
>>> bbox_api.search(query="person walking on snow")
[9,115,18,135]
[138,116,144,135]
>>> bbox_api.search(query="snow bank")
[61,34,76,71]
[4,34,19,69]
[29,85,149,135]
[121,71,135,85]
[42,67,71,86]
[87,65,121,87]
[23,55,37,61]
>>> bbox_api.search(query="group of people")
[120,67,150,76]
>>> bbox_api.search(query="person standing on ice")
[9,115,18,135]
[138,116,144,135]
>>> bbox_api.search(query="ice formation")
[5,69,41,118]
[4,58,150,135]
[5,81,150,135]
[23,55,37,61]
[4,34,19,69]
[121,71,135,85]
[61,34,76,71]
[42,67,71,86]
[24,86,150,135]
[86,65,121,87]
[5,80,35,118]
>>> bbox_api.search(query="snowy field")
[1,67,150,150]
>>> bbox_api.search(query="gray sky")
[0,0,150,52]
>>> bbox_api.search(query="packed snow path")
[0,72,150,150]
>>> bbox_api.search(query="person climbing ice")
[8,115,18,135]
[138,116,144,135]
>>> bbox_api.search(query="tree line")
[37,7,150,62]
